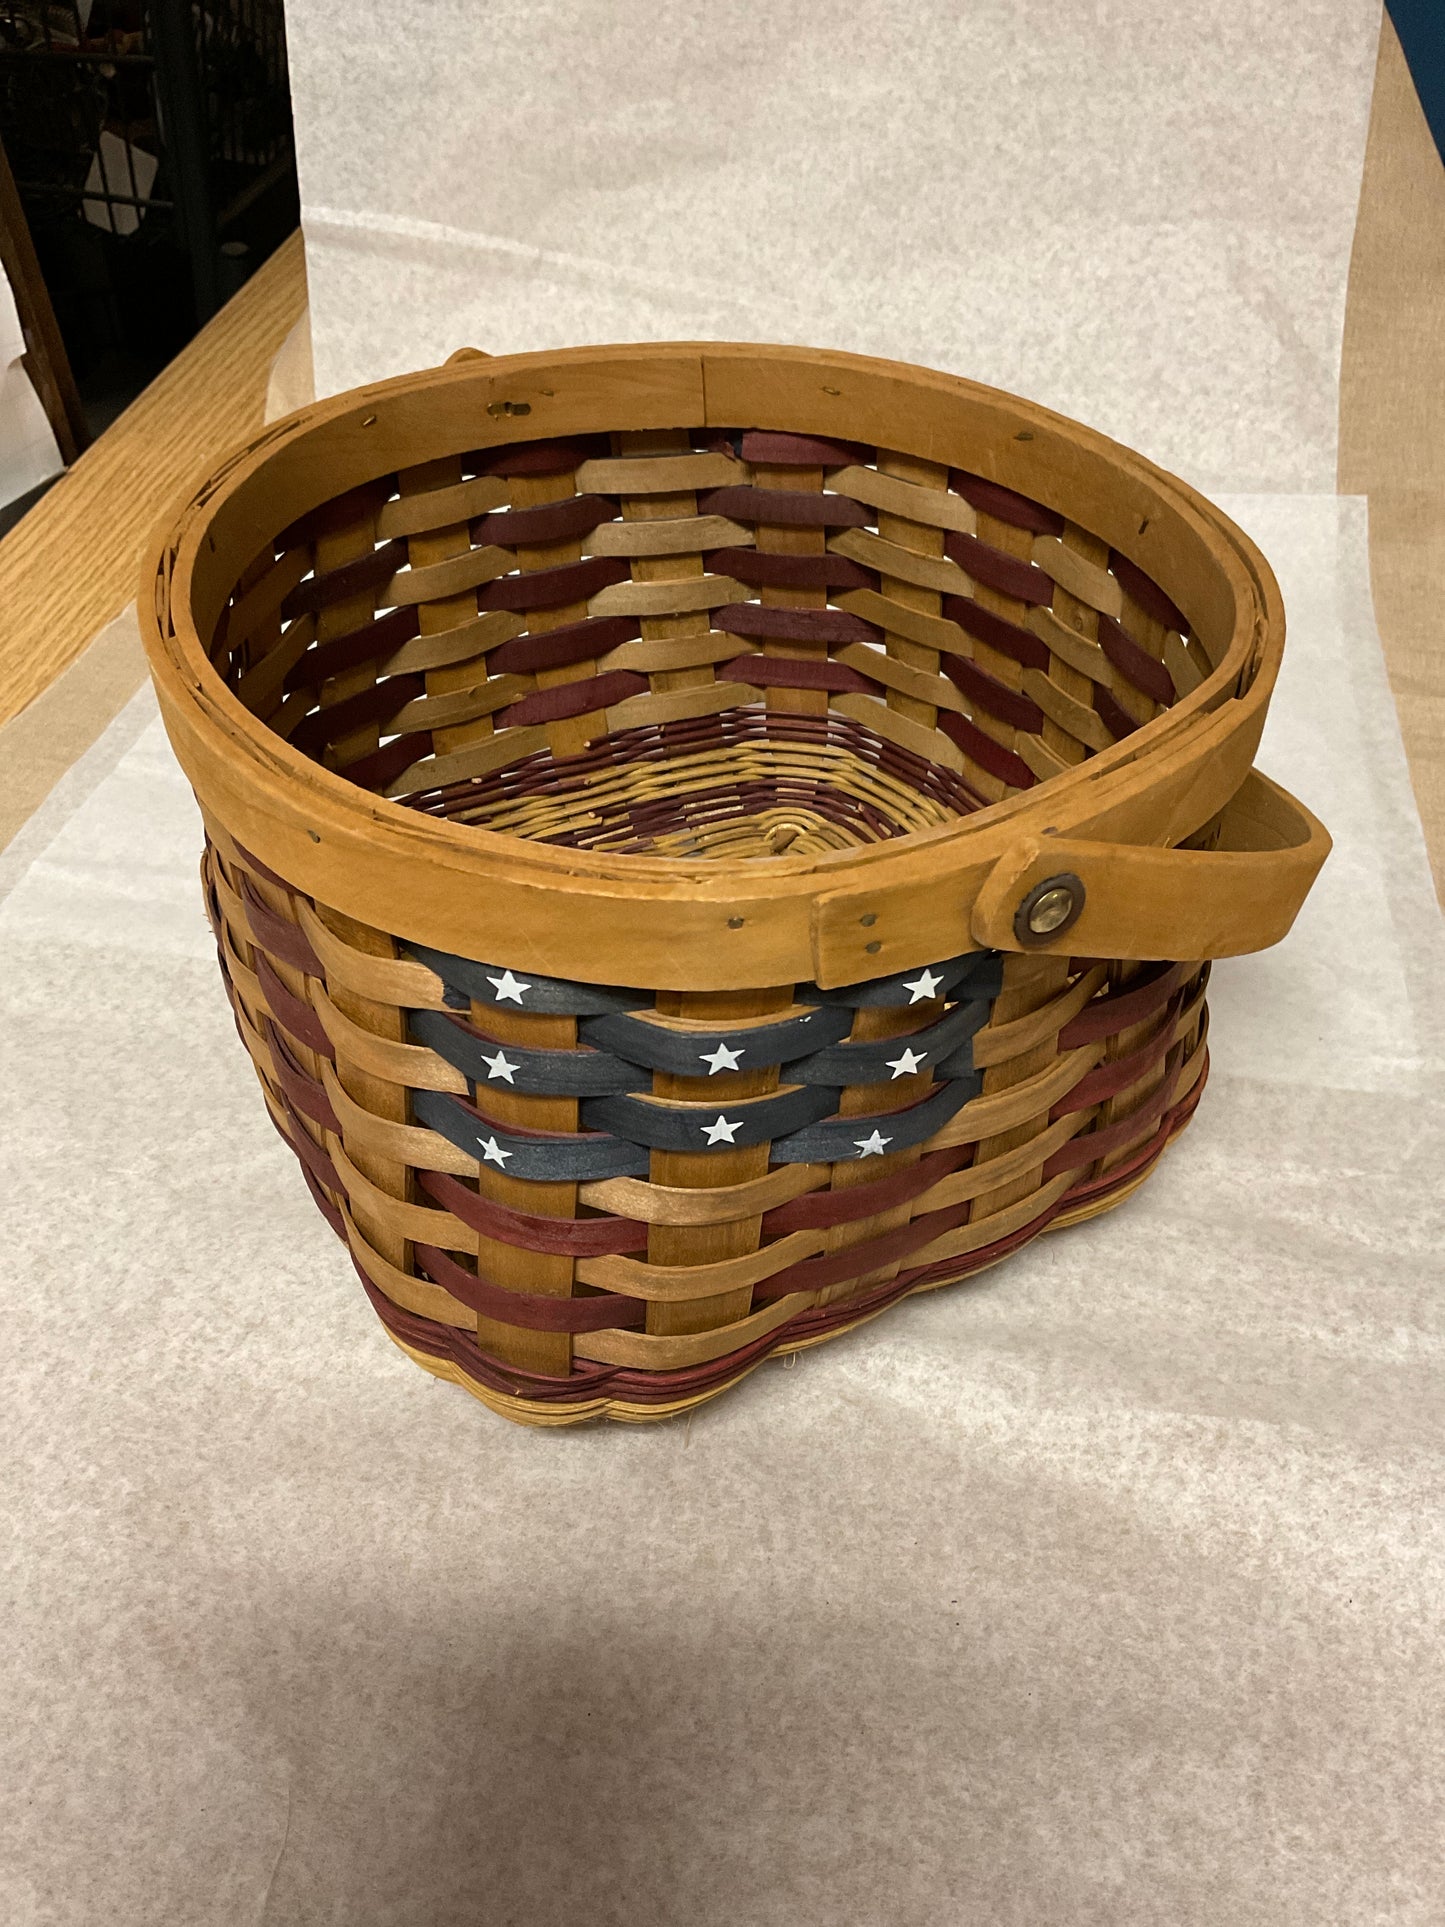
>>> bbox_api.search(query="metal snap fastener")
[1014,872,1085,945]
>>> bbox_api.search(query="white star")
[699,1042,744,1074]
[701,1114,742,1145]
[901,968,944,1004]
[853,1129,893,1157]
[884,1047,928,1079]
[486,969,531,1004]
[479,1135,512,1167]
[480,1049,519,1084]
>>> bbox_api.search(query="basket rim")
[141,340,1284,989]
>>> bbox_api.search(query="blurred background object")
[0,0,297,461]
[1387,0,1445,163]
[1,132,83,520]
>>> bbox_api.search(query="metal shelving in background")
[0,0,297,435]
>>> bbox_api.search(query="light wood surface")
[0,230,307,729]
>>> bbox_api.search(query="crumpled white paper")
[286,0,1379,494]
[2,497,1441,1926]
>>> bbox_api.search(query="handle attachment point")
[1014,872,1086,945]
[973,768,1329,961]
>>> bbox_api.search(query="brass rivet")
[865,940,882,954]
[1027,888,1074,934]
[860,912,877,927]
[1014,872,1085,946]
[727,917,744,929]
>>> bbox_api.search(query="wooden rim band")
[145,343,1301,990]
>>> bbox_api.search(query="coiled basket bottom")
[145,342,1324,1426]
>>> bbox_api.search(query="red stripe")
[762,1144,969,1234]
[944,531,1052,605]
[1050,1004,1178,1116]
[1093,684,1143,741]
[714,603,882,645]
[229,840,295,893]
[489,615,640,674]
[414,1242,648,1332]
[238,875,322,976]
[472,494,615,549]
[937,710,1037,789]
[705,547,875,591]
[721,656,876,695]
[340,730,434,793]
[478,555,629,613]
[1059,964,1189,1047]
[254,950,335,1059]
[477,437,605,478]
[273,1100,345,1200]
[949,470,1063,536]
[740,430,870,467]
[942,594,1051,672]
[1043,1071,1177,1179]
[281,538,408,621]
[754,1198,975,1301]
[265,1021,341,1134]
[275,481,379,551]
[417,1168,648,1256]
[1096,614,1176,707]
[351,1070,1207,1407]
[1108,550,1187,633]
[288,672,425,758]
[301,1163,347,1237]
[284,604,420,694]
[378,1080,1204,1403]
[498,669,648,727]
[941,652,1046,732]
[700,486,871,529]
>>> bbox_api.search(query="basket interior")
[209,420,1215,861]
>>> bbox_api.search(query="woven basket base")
[403,712,983,860]
[377,1097,1196,1428]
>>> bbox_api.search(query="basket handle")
[970,768,1330,960]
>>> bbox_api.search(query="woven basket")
[141,343,1329,1425]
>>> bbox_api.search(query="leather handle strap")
[971,769,1330,960]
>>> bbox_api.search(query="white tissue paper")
[5,5,1442,1921]
[286,0,1380,494]
[0,262,62,512]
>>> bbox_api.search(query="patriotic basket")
[142,343,1328,1424]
